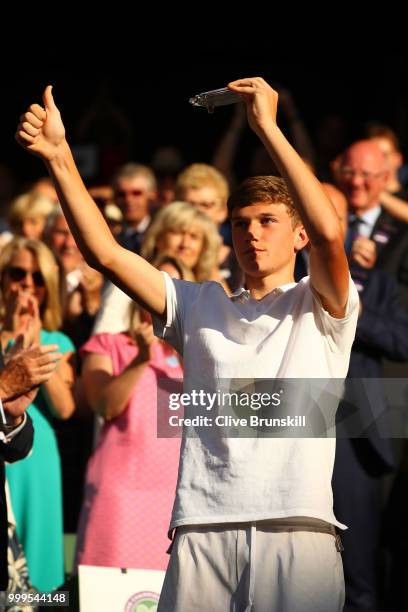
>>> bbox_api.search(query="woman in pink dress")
[75,258,186,570]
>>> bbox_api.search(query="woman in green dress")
[0,237,75,592]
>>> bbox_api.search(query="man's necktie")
[345,215,363,254]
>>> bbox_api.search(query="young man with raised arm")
[16,77,358,612]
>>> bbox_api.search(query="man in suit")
[296,179,408,609]
[0,336,61,590]
[336,139,408,608]
[332,264,408,610]
[336,139,408,306]
[112,162,157,255]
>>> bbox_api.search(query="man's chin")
[241,264,272,278]
[349,196,368,210]
[124,212,144,225]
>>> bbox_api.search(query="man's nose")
[350,173,364,187]
[246,221,260,239]
[64,233,77,248]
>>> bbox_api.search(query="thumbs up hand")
[15,85,66,161]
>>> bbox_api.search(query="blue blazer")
[341,266,408,471]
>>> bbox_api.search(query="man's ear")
[294,225,309,252]
[215,206,228,225]
[148,190,158,202]
[393,151,403,170]
[381,169,391,190]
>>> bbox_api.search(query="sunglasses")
[116,189,146,198]
[6,266,45,287]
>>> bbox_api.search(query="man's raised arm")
[228,77,349,317]
[15,86,165,316]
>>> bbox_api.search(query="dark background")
[3,38,408,187]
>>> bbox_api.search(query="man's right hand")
[227,77,278,137]
[0,344,62,401]
[15,86,66,162]
[349,237,377,269]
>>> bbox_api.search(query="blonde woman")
[92,202,222,335]
[8,192,56,240]
[1,237,75,592]
[141,201,222,283]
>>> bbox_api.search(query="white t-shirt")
[153,272,359,530]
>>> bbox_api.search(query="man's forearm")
[46,140,118,270]
[259,123,341,244]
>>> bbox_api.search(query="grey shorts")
[158,518,345,612]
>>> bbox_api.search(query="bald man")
[336,140,408,306]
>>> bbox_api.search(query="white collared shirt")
[122,215,151,236]
[350,205,382,238]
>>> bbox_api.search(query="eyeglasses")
[115,189,146,198]
[193,200,220,211]
[6,266,45,287]
[338,168,385,181]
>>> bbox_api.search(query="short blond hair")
[8,193,56,234]
[0,237,62,331]
[175,164,229,207]
[141,202,221,281]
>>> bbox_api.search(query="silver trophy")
[189,87,242,113]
